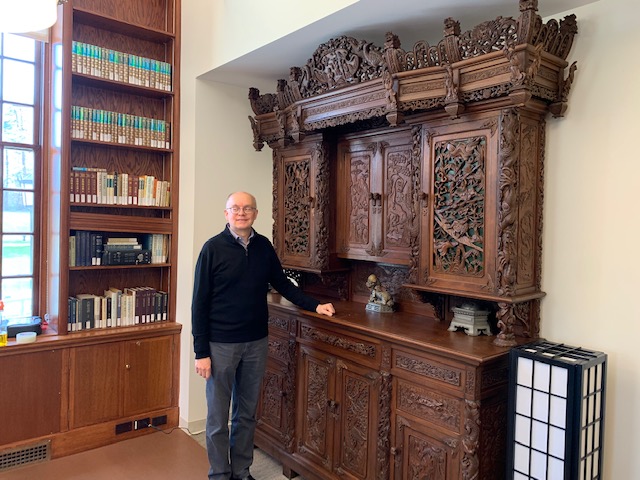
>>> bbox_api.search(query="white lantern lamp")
[506,340,607,480]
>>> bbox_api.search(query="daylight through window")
[0,33,41,319]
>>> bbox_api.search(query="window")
[0,33,42,319]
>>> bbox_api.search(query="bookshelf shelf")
[73,7,176,41]
[70,263,171,271]
[72,72,174,98]
[69,212,173,232]
[70,203,173,211]
[70,137,173,153]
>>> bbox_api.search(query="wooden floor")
[0,429,209,480]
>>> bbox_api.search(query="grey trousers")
[205,338,268,480]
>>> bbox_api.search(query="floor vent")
[0,440,50,472]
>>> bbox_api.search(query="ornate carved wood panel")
[296,346,336,470]
[337,127,418,265]
[417,114,499,296]
[273,135,332,272]
[391,416,459,480]
[257,309,298,451]
[334,359,381,480]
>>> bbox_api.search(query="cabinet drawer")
[268,309,295,336]
[394,378,463,434]
[391,347,465,394]
[299,323,380,368]
[267,334,294,365]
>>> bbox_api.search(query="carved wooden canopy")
[248,0,577,150]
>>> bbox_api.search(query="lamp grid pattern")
[506,341,607,480]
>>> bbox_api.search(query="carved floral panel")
[283,158,311,257]
[384,149,413,248]
[433,136,486,276]
[261,369,283,431]
[406,429,447,480]
[338,369,371,477]
[302,357,330,457]
[348,153,372,246]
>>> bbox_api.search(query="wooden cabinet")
[256,307,298,454]
[257,298,511,480]
[391,418,458,480]
[0,349,63,446]
[69,333,175,428]
[273,135,334,272]
[295,323,383,480]
[247,0,579,343]
[414,111,544,305]
[389,346,508,480]
[123,335,174,415]
[416,114,499,295]
[336,127,419,266]
[69,342,122,428]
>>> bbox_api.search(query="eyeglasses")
[226,206,257,214]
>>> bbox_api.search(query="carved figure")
[365,274,395,312]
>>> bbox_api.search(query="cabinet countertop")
[268,293,528,365]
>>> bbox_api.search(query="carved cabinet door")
[332,357,381,480]
[296,345,337,473]
[418,115,500,296]
[274,135,331,272]
[296,345,381,480]
[257,309,297,452]
[337,127,417,265]
[391,415,459,480]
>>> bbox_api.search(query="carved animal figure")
[366,274,394,307]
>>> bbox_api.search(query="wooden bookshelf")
[54,0,180,335]
[0,0,181,460]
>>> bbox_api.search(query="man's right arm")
[192,244,213,360]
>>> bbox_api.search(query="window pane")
[2,277,33,318]
[3,148,34,188]
[3,191,34,232]
[3,34,35,62]
[2,103,34,144]
[2,59,35,104]
[2,234,33,276]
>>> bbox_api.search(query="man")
[192,191,335,480]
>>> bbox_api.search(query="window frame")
[0,33,45,319]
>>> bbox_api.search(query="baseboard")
[180,416,205,435]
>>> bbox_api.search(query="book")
[76,293,96,330]
[103,243,142,251]
[105,287,122,327]
[106,237,139,244]
[69,235,76,267]
[102,249,151,266]
[124,287,140,324]
[68,297,77,332]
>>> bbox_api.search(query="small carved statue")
[365,274,395,313]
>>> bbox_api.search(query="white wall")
[179,0,640,477]
[543,0,640,477]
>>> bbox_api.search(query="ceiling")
[202,0,596,89]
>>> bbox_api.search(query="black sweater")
[191,226,320,359]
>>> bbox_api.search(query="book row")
[70,168,171,207]
[68,287,168,332]
[72,41,172,91]
[71,106,171,149]
[70,232,169,267]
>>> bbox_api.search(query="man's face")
[225,192,258,232]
